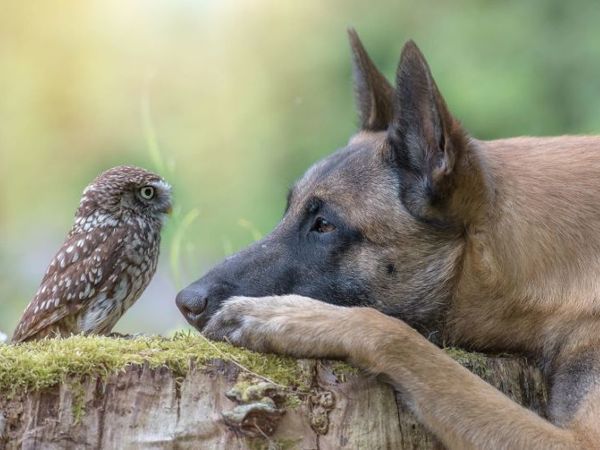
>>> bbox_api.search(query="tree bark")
[0,352,548,450]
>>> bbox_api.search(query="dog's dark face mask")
[176,137,463,333]
[176,31,472,334]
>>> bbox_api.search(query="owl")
[12,166,172,343]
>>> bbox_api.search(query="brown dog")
[176,30,600,449]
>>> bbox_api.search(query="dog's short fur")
[177,31,600,448]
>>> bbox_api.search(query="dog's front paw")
[203,295,351,359]
[203,296,275,352]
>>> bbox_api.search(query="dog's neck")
[447,136,600,362]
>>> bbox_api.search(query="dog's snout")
[176,287,208,326]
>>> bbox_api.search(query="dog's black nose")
[176,286,209,327]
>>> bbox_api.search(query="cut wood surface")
[0,336,548,449]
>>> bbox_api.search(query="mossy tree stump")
[0,335,547,449]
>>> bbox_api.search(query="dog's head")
[177,31,486,333]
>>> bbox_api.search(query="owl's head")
[77,166,172,223]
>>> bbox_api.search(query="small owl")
[12,166,172,343]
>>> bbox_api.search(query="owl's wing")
[12,226,127,342]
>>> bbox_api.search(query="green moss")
[247,437,300,450]
[70,380,86,424]
[284,394,302,409]
[444,347,491,377]
[330,361,359,383]
[0,332,302,397]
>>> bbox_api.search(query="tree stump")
[0,335,548,449]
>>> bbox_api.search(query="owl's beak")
[160,199,173,216]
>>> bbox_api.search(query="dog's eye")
[311,217,336,233]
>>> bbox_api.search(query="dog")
[176,30,600,449]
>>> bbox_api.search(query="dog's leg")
[204,295,598,449]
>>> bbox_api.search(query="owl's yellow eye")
[139,186,155,200]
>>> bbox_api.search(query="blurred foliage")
[1,0,600,334]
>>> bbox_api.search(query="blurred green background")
[2,0,600,336]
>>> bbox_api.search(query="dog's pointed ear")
[388,40,468,224]
[348,29,394,131]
